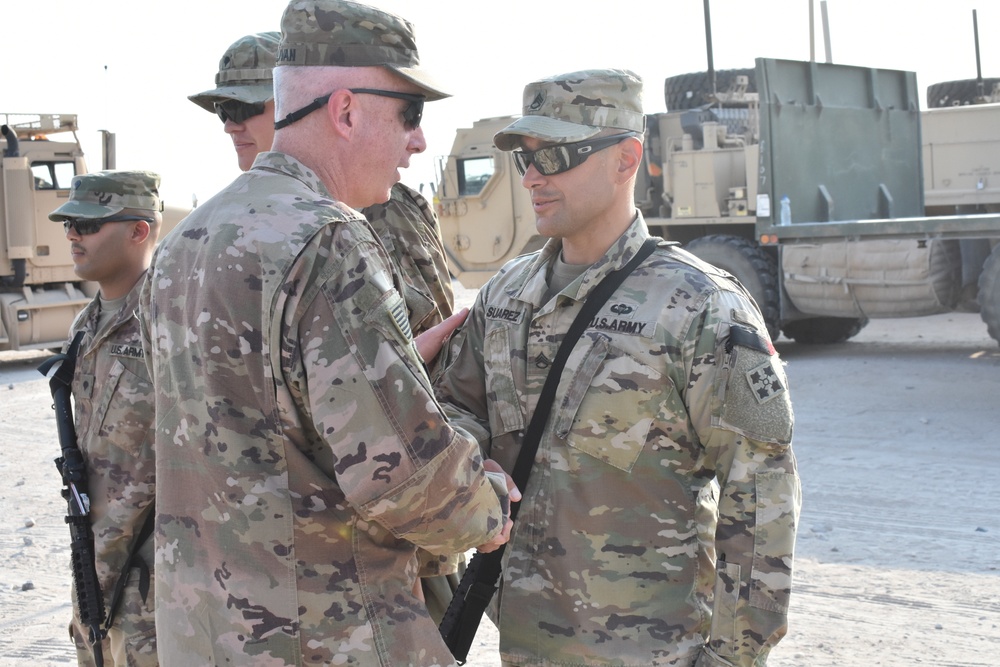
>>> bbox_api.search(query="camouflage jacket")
[435,215,801,667]
[362,183,454,334]
[139,151,505,667]
[362,183,459,579]
[68,279,157,662]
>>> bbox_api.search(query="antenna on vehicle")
[973,9,984,99]
[703,0,716,97]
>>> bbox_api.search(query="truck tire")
[780,316,869,345]
[926,78,1000,107]
[684,235,780,340]
[664,68,757,111]
[978,244,1000,346]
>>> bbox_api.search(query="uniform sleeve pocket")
[555,336,662,473]
[709,559,740,656]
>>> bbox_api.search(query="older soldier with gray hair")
[49,171,162,667]
[190,24,462,629]
[434,69,801,666]
[139,1,513,665]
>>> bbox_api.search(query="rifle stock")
[39,331,106,667]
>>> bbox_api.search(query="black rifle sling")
[440,237,659,663]
[104,507,154,632]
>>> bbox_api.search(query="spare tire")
[926,78,1000,108]
[664,68,757,111]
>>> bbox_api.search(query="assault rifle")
[39,331,106,667]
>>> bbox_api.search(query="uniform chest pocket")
[553,335,664,472]
[484,326,525,435]
[96,360,154,458]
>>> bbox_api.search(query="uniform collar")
[509,212,659,306]
[250,151,335,200]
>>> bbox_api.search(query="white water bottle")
[779,196,791,226]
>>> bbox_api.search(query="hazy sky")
[3,0,996,209]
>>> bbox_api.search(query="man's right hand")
[476,458,521,553]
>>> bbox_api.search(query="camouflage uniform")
[49,172,161,666]
[434,70,801,667]
[362,183,462,622]
[140,150,506,666]
[362,183,454,335]
[65,282,157,667]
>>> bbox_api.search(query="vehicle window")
[458,157,494,196]
[31,161,76,190]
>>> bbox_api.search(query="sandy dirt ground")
[1,304,998,666]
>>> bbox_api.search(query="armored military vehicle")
[434,59,1000,346]
[0,113,188,351]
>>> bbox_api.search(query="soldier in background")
[189,24,460,624]
[141,1,511,664]
[189,32,281,173]
[434,69,802,666]
[49,171,162,666]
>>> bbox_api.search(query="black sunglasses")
[63,215,154,236]
[215,99,267,124]
[512,132,639,177]
[274,88,425,130]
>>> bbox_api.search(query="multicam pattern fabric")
[361,182,462,617]
[139,151,505,666]
[278,0,419,69]
[48,171,161,221]
[67,280,157,666]
[188,32,280,112]
[276,0,448,100]
[435,214,801,667]
[494,69,646,150]
[362,183,454,337]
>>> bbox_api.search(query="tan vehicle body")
[435,64,1000,345]
[1,113,188,351]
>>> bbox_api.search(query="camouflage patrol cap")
[48,170,162,221]
[188,32,280,113]
[276,0,449,101]
[494,69,646,151]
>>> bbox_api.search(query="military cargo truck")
[0,113,188,351]
[434,59,1000,346]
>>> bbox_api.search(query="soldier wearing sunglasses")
[192,27,462,627]
[189,32,280,172]
[140,2,513,665]
[434,69,801,667]
[49,171,163,667]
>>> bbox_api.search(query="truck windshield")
[458,157,494,196]
[31,161,76,190]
